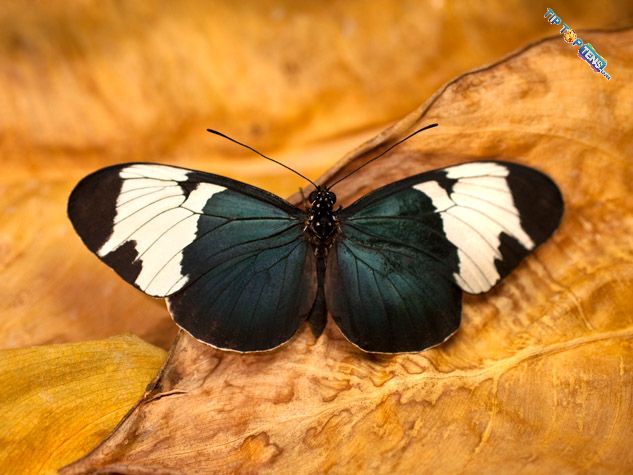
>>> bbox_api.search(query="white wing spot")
[445,162,508,179]
[414,181,453,212]
[182,183,226,213]
[120,164,190,181]
[98,194,185,256]
[98,167,227,296]
[413,163,534,293]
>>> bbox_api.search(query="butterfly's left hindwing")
[328,161,563,353]
[68,163,317,351]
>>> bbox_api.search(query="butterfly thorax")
[306,188,338,252]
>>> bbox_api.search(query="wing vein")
[371,268,392,342]
[106,205,183,254]
[113,194,184,225]
[342,223,453,275]
[169,232,304,294]
[450,191,520,217]
[215,240,303,324]
[117,185,179,205]
[134,212,197,262]
[443,205,519,243]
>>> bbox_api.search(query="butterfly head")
[308,187,336,208]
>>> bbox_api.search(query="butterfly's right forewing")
[68,163,317,352]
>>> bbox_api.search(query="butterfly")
[67,124,563,353]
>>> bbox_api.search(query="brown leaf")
[61,29,633,474]
[2,1,633,349]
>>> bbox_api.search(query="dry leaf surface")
[62,29,633,474]
[0,335,165,475]
[2,1,633,350]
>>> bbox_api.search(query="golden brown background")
[1,1,632,473]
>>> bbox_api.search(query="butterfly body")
[68,160,563,354]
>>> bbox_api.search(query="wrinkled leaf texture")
[62,28,633,474]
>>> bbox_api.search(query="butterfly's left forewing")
[327,161,563,353]
[68,163,317,352]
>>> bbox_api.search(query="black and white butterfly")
[68,125,563,353]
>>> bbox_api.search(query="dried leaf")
[2,1,633,349]
[0,335,165,474]
[61,29,633,474]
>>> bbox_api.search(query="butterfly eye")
[308,191,318,203]
[327,191,336,203]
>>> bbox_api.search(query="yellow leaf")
[0,335,165,474]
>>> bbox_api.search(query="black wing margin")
[68,163,316,351]
[326,160,563,353]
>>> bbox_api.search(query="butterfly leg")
[301,188,312,232]
[300,187,310,209]
[306,255,327,338]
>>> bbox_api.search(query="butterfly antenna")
[206,129,318,188]
[328,123,439,188]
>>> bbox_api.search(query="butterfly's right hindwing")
[326,187,462,353]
